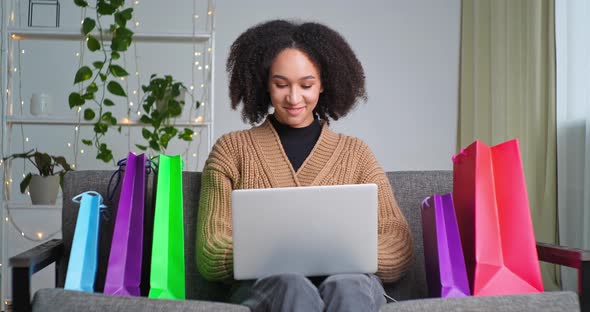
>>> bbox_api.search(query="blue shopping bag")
[65,191,106,292]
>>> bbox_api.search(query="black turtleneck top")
[269,114,322,172]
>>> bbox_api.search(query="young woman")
[196,20,413,312]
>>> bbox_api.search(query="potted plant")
[2,149,74,205]
[136,74,200,153]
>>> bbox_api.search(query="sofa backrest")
[60,170,452,301]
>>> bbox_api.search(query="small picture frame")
[28,0,60,28]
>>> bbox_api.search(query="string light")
[21,49,25,54]
[76,52,80,57]
[25,137,29,142]
[189,85,194,90]
[4,218,8,222]
[192,153,197,157]
[194,14,199,19]
[67,142,71,147]
[194,61,199,65]
[134,21,140,27]
[75,126,79,131]
[37,232,43,240]
[77,107,82,113]
[198,66,202,70]
[208,10,213,15]
[133,90,137,95]
[129,101,133,106]
[80,149,85,154]
[200,84,204,88]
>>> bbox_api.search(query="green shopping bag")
[148,154,185,299]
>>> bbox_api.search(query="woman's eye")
[275,84,288,88]
[301,85,312,89]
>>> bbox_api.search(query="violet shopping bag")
[103,153,147,296]
[452,139,543,296]
[148,154,185,300]
[421,194,470,297]
[65,191,106,292]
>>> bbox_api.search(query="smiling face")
[268,48,323,128]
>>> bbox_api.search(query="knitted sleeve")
[359,144,414,283]
[196,135,238,281]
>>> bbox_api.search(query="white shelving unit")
[0,1,216,308]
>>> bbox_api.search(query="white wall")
[213,0,461,171]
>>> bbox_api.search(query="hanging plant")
[68,0,134,163]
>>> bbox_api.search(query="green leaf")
[20,173,32,194]
[168,101,182,116]
[111,51,120,60]
[149,140,160,151]
[109,64,129,77]
[136,144,147,151]
[111,0,125,8]
[87,82,98,93]
[97,2,116,15]
[103,98,115,106]
[114,12,126,27]
[142,128,151,139]
[74,66,92,84]
[82,139,93,146]
[82,18,96,35]
[74,0,88,7]
[107,80,126,97]
[94,122,108,134]
[140,115,152,124]
[87,35,100,51]
[160,133,172,149]
[92,61,104,69]
[179,128,194,141]
[117,126,122,133]
[81,92,94,100]
[120,8,133,20]
[111,36,131,52]
[84,108,95,120]
[116,27,134,39]
[68,92,84,108]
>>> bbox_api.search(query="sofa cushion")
[380,291,580,312]
[32,288,250,312]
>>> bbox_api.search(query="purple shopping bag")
[421,194,470,297]
[103,152,147,296]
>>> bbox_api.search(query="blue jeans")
[230,273,386,312]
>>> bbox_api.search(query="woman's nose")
[287,87,301,104]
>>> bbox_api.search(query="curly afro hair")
[226,20,367,125]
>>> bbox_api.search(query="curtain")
[459,0,559,289]
[555,0,590,292]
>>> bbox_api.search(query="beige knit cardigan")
[196,118,413,283]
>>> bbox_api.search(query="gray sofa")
[11,171,587,311]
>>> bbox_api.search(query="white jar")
[30,93,53,116]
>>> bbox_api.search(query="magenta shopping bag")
[421,194,470,297]
[103,153,147,296]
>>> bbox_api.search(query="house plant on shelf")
[2,149,74,205]
[136,74,200,154]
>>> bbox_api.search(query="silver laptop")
[231,183,378,280]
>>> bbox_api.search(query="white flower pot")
[29,175,60,205]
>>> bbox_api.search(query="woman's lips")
[285,107,304,116]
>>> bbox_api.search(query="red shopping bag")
[452,139,543,296]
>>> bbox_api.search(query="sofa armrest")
[10,239,64,312]
[536,242,590,311]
